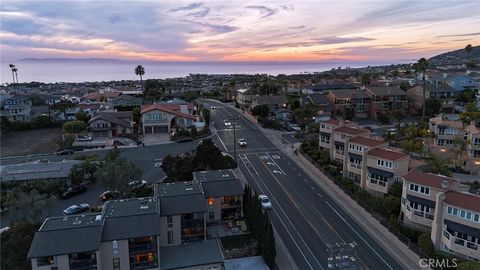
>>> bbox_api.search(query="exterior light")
[475,161,480,165]
[440,148,446,152]
[208,197,214,206]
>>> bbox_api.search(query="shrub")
[418,232,435,257]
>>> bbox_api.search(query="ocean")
[0,60,404,84]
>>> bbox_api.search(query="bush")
[418,232,435,257]
[1,222,40,270]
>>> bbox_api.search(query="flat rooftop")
[193,169,237,182]
[40,214,103,231]
[0,160,81,181]
[160,239,223,270]
[155,181,203,197]
[103,197,158,218]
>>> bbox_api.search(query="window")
[167,216,172,228]
[167,231,173,244]
[37,256,55,267]
[447,206,453,215]
[208,197,214,206]
[452,208,458,216]
[474,214,480,222]
[209,211,214,220]
[112,240,119,255]
[466,212,472,220]
[113,258,120,269]
[460,210,466,218]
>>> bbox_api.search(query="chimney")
[441,179,449,189]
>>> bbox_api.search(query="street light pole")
[232,117,237,162]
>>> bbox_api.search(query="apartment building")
[429,115,480,174]
[400,171,480,261]
[343,136,388,183]
[364,148,409,194]
[2,95,32,121]
[406,83,459,114]
[28,169,243,270]
[330,126,370,163]
[364,86,408,119]
[326,89,371,118]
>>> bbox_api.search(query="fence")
[297,149,432,260]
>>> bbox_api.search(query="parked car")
[100,190,120,201]
[61,184,87,198]
[76,136,92,142]
[258,194,272,209]
[288,123,301,132]
[57,149,74,156]
[238,138,247,147]
[63,203,90,215]
[224,120,232,127]
[210,106,217,110]
[129,180,148,190]
[176,136,194,143]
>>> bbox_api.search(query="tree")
[93,155,142,197]
[453,136,471,171]
[75,110,90,123]
[361,73,371,88]
[69,164,85,186]
[201,108,211,126]
[418,232,435,257]
[251,105,270,119]
[135,65,145,92]
[6,189,52,224]
[1,222,40,270]
[456,88,477,104]
[465,102,479,113]
[426,154,451,176]
[0,116,12,134]
[414,58,428,119]
[402,139,423,157]
[132,107,141,135]
[465,44,473,63]
[343,106,355,120]
[424,98,442,118]
[63,120,87,134]
[391,109,406,129]
[105,148,120,161]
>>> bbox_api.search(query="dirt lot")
[1,128,62,157]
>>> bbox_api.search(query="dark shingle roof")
[160,239,223,270]
[366,86,406,96]
[329,89,369,99]
[159,194,207,216]
[102,214,161,241]
[307,93,329,105]
[27,215,103,258]
[304,83,357,91]
[253,95,287,105]
[88,112,132,127]
[202,179,244,197]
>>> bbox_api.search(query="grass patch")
[221,234,255,250]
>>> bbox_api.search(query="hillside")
[428,45,480,66]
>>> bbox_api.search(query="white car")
[210,106,216,110]
[238,138,247,147]
[129,180,148,190]
[258,194,272,209]
[224,120,232,127]
[288,124,301,131]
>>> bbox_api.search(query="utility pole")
[232,117,237,162]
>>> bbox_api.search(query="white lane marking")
[240,154,259,176]
[215,133,228,151]
[325,201,394,270]
[318,193,323,198]
[297,172,302,177]
[273,170,282,174]
[292,167,296,171]
[154,162,162,168]
[265,152,286,175]
[238,155,316,270]
[310,185,315,190]
[303,179,308,182]
[250,157,324,270]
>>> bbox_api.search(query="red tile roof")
[367,148,408,160]
[335,126,369,135]
[140,104,196,120]
[349,136,386,147]
[320,119,341,125]
[445,191,480,212]
[402,171,458,190]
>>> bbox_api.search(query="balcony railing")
[369,178,386,187]
[89,126,110,131]
[335,150,344,155]
[221,201,241,208]
[130,261,158,270]
[129,243,158,254]
[349,163,362,169]
[402,199,435,220]
[443,228,478,251]
[181,219,204,228]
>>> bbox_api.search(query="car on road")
[129,180,148,190]
[63,203,90,215]
[61,184,87,198]
[76,136,92,142]
[210,106,217,110]
[238,138,247,147]
[56,149,74,156]
[100,190,120,201]
[224,120,232,127]
[258,194,272,209]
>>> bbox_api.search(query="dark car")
[129,180,148,191]
[176,136,194,143]
[57,149,74,156]
[62,203,90,215]
[100,190,120,201]
[61,184,87,198]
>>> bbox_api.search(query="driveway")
[143,134,172,145]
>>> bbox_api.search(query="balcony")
[89,126,111,131]
[69,259,98,270]
[442,228,480,259]
[335,149,344,155]
[369,178,387,187]
[401,200,434,227]
[221,200,241,209]
[130,260,158,270]
[349,163,362,170]
[129,243,158,254]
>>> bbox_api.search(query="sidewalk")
[228,103,422,270]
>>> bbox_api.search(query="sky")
[0,0,479,63]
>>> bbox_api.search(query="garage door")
[153,126,168,133]
[144,126,153,134]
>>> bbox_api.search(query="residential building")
[330,126,370,163]
[28,169,244,270]
[0,160,81,183]
[318,119,357,151]
[301,83,358,94]
[82,90,120,104]
[236,89,256,108]
[2,96,32,121]
[400,171,480,261]
[274,108,294,122]
[464,124,480,174]
[250,95,287,113]
[430,74,478,91]
[429,114,464,150]
[140,103,197,136]
[364,86,408,119]
[363,148,409,194]
[88,111,133,138]
[301,93,332,117]
[326,89,371,118]
[111,95,142,108]
[406,84,460,114]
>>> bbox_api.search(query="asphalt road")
[1,142,198,227]
[205,100,404,270]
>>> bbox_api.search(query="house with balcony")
[318,119,357,151]
[193,170,244,223]
[301,93,333,119]
[28,197,225,270]
[236,88,256,108]
[111,95,142,108]
[330,126,370,163]
[2,95,32,121]
[399,171,480,261]
[364,86,408,119]
[326,89,371,118]
[363,148,409,194]
[464,123,480,175]
[406,83,459,114]
[88,111,133,138]
[140,103,197,137]
[343,136,388,184]
[250,95,288,113]
[430,74,478,91]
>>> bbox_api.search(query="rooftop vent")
[95,215,102,222]
[140,200,149,209]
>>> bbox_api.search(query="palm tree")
[8,64,15,85]
[414,58,428,119]
[12,67,18,84]
[465,44,473,66]
[453,136,471,171]
[361,73,371,89]
[135,65,145,92]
